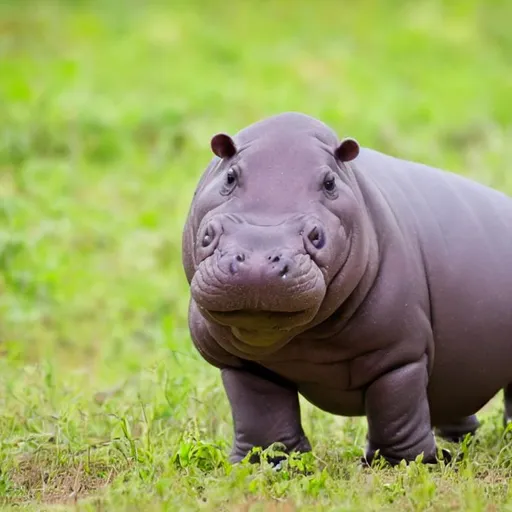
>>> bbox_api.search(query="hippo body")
[182,113,512,465]
[258,148,512,423]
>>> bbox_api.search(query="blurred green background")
[1,1,512,510]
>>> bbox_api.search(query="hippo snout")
[190,217,329,338]
[221,250,294,279]
[208,245,319,309]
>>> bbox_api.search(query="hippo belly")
[261,341,366,417]
[268,367,366,417]
[427,326,512,424]
[298,384,365,416]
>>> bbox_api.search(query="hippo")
[181,112,512,466]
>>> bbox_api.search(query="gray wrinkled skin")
[182,112,512,466]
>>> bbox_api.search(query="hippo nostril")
[308,227,319,244]
[271,255,280,263]
[279,264,289,278]
[229,252,246,274]
[202,225,216,248]
[307,226,325,250]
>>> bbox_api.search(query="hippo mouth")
[230,328,296,349]
[202,307,317,348]
[206,308,311,330]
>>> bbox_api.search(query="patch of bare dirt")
[231,499,297,512]
[7,458,117,506]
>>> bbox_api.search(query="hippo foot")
[232,448,314,475]
[232,448,287,466]
[231,439,312,469]
[361,447,452,468]
[435,415,480,443]
[231,449,289,468]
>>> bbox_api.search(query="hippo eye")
[324,178,335,190]
[221,168,238,195]
[322,174,337,196]
[226,169,236,185]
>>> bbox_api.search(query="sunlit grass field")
[2,1,512,510]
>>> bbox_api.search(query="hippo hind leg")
[503,383,512,427]
[435,415,480,443]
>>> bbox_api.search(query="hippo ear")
[334,137,360,162]
[211,133,237,159]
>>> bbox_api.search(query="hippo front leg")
[221,366,311,464]
[364,359,438,466]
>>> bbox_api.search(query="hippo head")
[182,113,370,356]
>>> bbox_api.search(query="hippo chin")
[182,112,512,467]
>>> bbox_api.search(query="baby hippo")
[182,112,512,466]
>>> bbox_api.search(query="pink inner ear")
[211,133,237,159]
[335,138,360,162]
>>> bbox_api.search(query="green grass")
[2,0,512,509]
